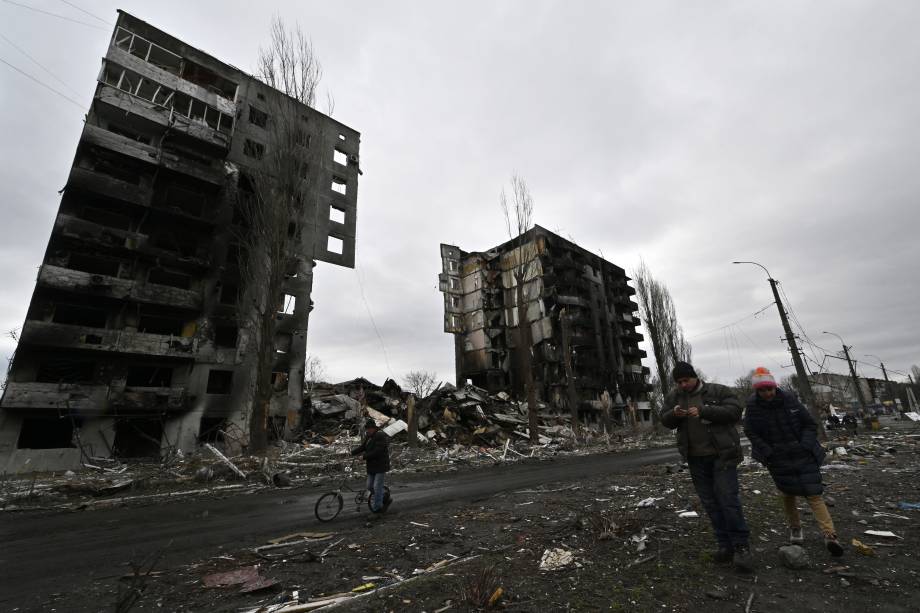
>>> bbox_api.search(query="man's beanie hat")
[672,361,697,381]
[364,418,377,429]
[751,367,777,389]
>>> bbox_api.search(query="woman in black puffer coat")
[743,367,844,557]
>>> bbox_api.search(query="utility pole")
[866,354,894,412]
[733,262,821,434]
[824,331,868,417]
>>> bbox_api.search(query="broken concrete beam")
[204,443,247,479]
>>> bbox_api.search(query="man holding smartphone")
[660,361,752,572]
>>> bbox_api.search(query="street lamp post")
[732,261,821,434]
[823,331,869,417]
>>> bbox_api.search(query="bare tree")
[304,354,326,395]
[500,175,540,444]
[633,260,692,413]
[912,364,920,382]
[403,370,438,399]
[734,370,754,401]
[235,18,325,453]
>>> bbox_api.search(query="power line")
[688,301,775,340]
[1,0,108,30]
[0,55,85,109]
[353,256,395,379]
[0,31,82,98]
[57,0,111,25]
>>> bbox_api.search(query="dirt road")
[0,445,678,610]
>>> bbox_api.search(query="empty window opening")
[68,253,120,277]
[214,325,238,348]
[126,366,173,387]
[138,314,184,336]
[271,370,289,390]
[331,177,347,195]
[327,235,343,255]
[207,369,234,394]
[333,149,348,166]
[449,277,460,291]
[329,206,346,224]
[148,268,191,289]
[113,27,181,75]
[91,155,143,184]
[52,304,108,328]
[256,92,266,101]
[161,184,206,217]
[278,294,296,315]
[180,59,238,101]
[152,233,199,258]
[36,359,95,384]
[219,283,239,305]
[18,417,74,449]
[106,124,152,145]
[114,419,163,459]
[172,92,233,134]
[198,417,227,444]
[450,295,461,309]
[338,133,346,141]
[448,259,458,272]
[243,139,265,159]
[249,106,269,128]
[287,221,298,238]
[82,206,132,230]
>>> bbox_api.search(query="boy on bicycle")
[351,418,391,512]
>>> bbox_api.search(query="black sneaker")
[825,534,844,557]
[713,547,733,564]
[733,545,754,573]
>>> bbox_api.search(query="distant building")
[0,11,360,472]
[810,372,890,411]
[439,226,651,426]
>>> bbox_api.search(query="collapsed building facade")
[0,11,360,473]
[439,226,651,426]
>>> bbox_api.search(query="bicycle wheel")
[315,492,343,522]
[367,486,391,512]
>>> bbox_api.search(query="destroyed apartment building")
[439,226,652,426]
[0,11,360,473]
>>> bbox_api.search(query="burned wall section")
[0,11,360,473]
[439,226,652,427]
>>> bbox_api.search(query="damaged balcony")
[38,265,201,310]
[19,321,197,359]
[112,386,190,413]
[1,382,109,411]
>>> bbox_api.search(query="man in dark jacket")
[743,367,843,556]
[351,418,391,512]
[661,361,752,572]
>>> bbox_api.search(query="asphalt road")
[0,445,678,609]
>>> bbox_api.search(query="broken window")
[161,183,206,217]
[91,152,144,185]
[277,294,296,315]
[106,124,152,146]
[113,27,181,75]
[198,417,227,443]
[81,207,132,231]
[126,365,172,387]
[338,133,346,141]
[18,417,74,449]
[214,325,238,348]
[206,369,233,394]
[171,92,234,134]
[243,139,265,159]
[450,295,461,309]
[333,149,348,166]
[148,268,191,289]
[449,277,460,291]
[249,105,269,128]
[180,59,238,101]
[138,314,184,336]
[36,358,96,383]
[219,282,239,305]
[331,177,347,196]
[102,62,174,108]
[329,206,346,224]
[114,419,163,458]
[327,235,343,255]
[448,260,458,272]
[52,304,108,328]
[68,253,120,277]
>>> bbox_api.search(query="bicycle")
[314,463,391,522]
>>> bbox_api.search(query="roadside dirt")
[13,428,920,612]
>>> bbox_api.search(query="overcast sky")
[1,0,918,392]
